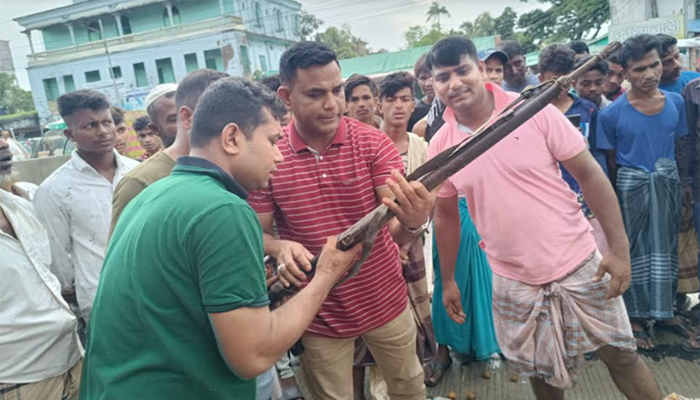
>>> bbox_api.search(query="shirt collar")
[443,82,508,127]
[287,117,348,154]
[70,149,125,173]
[173,156,248,199]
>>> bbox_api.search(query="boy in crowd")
[34,90,139,323]
[408,54,435,132]
[604,52,627,101]
[133,116,163,160]
[480,49,509,85]
[569,40,590,61]
[111,106,129,156]
[345,74,383,129]
[498,40,540,93]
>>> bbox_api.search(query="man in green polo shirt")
[80,77,362,400]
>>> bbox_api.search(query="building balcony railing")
[28,15,244,67]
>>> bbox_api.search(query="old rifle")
[268,41,622,304]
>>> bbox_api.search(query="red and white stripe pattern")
[248,117,408,338]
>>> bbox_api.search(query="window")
[239,45,251,73]
[87,22,102,42]
[63,75,75,93]
[156,58,175,84]
[204,48,224,72]
[120,15,132,35]
[293,14,300,35]
[255,2,262,26]
[85,70,101,83]
[133,62,148,87]
[259,55,268,72]
[184,53,199,74]
[43,78,60,101]
[110,66,122,79]
[163,6,182,27]
[276,9,283,32]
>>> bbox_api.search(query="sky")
[0,0,544,90]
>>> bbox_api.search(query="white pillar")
[219,0,225,14]
[115,14,124,37]
[25,31,35,59]
[67,24,76,46]
[97,18,105,39]
[166,3,175,27]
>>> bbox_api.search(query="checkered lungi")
[492,251,636,389]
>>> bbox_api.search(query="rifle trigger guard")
[334,207,387,287]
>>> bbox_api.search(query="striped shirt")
[248,117,408,338]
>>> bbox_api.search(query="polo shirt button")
[322,173,327,178]
[319,156,324,160]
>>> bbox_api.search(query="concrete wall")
[13,155,70,185]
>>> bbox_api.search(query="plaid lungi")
[493,251,636,390]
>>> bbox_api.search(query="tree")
[494,6,518,40]
[315,25,370,59]
[299,10,323,40]
[460,12,496,37]
[426,2,450,33]
[404,25,448,49]
[0,73,34,115]
[519,0,609,42]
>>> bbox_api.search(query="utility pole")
[92,20,121,106]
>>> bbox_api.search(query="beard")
[0,169,17,191]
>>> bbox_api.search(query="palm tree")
[426,2,450,33]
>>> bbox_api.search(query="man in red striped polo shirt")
[248,41,432,399]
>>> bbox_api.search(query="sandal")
[657,317,696,339]
[632,328,655,351]
[423,356,452,387]
[680,332,700,354]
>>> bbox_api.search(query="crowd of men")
[1,30,700,400]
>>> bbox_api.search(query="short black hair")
[426,36,479,71]
[57,89,110,122]
[379,72,414,100]
[146,91,175,122]
[619,34,662,69]
[259,74,282,93]
[190,77,286,148]
[133,115,150,132]
[574,55,609,76]
[538,44,575,75]
[176,69,229,111]
[568,40,590,55]
[497,40,524,59]
[414,53,430,77]
[608,50,622,66]
[110,106,125,126]
[279,41,339,85]
[657,33,678,57]
[344,74,377,101]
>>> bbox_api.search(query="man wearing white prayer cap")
[110,70,228,234]
[144,83,178,147]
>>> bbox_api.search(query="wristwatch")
[404,219,430,237]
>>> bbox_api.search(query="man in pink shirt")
[427,36,662,400]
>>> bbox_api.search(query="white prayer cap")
[144,83,178,110]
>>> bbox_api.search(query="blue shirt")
[560,95,597,217]
[597,90,688,171]
[502,74,540,93]
[658,71,700,94]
